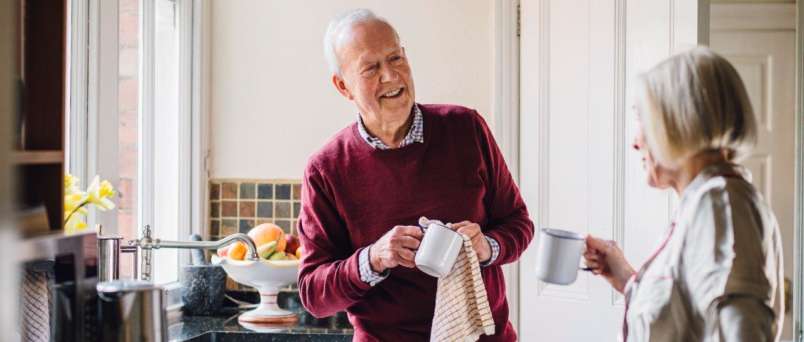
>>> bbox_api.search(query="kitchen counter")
[169,313,353,342]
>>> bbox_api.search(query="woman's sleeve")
[716,296,775,342]
[679,185,779,339]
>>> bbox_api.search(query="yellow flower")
[64,192,88,217]
[63,174,116,235]
[64,173,81,195]
[64,214,88,235]
[86,176,116,211]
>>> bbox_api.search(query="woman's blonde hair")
[636,47,757,167]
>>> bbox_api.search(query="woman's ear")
[332,74,354,100]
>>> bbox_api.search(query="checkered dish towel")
[430,234,496,342]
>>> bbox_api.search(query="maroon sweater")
[298,104,534,341]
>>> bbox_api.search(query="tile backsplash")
[209,179,302,291]
[208,179,302,241]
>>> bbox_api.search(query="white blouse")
[623,162,784,342]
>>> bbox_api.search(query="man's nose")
[379,64,399,83]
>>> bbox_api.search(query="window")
[68,0,201,284]
[146,0,185,284]
[118,0,140,279]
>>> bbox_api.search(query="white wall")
[209,0,495,179]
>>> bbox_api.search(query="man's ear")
[332,74,354,100]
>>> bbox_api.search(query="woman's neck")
[671,150,730,195]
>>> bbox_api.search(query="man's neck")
[361,107,414,148]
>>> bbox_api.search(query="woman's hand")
[584,235,636,294]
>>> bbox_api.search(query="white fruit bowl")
[211,255,300,324]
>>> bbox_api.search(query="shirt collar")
[678,161,751,205]
[356,104,424,150]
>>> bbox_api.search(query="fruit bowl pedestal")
[212,256,300,324]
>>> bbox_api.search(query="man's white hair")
[323,9,398,75]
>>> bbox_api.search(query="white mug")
[415,223,463,278]
[535,228,586,285]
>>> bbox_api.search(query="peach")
[249,223,286,252]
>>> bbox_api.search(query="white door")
[710,3,796,339]
[519,0,705,340]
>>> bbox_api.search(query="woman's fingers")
[585,235,610,251]
[584,260,600,269]
[583,252,600,262]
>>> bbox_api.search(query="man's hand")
[450,221,491,263]
[369,226,423,273]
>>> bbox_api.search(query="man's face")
[332,21,415,123]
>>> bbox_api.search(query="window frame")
[139,0,204,283]
[68,0,207,286]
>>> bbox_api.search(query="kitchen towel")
[430,233,496,342]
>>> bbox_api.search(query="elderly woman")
[584,47,784,342]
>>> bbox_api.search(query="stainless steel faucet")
[99,225,259,282]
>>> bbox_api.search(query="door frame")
[795,0,803,340]
[492,0,522,331]
[712,3,798,340]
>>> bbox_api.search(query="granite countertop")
[169,313,353,342]
[169,288,353,342]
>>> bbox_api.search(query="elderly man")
[297,9,534,341]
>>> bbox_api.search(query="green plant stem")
[63,200,89,225]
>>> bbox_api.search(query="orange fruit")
[295,245,303,259]
[249,223,286,252]
[228,242,247,260]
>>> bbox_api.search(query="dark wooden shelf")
[13,150,63,165]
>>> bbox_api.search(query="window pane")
[152,0,181,284]
[118,0,139,279]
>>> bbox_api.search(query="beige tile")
[209,183,220,200]
[222,182,238,199]
[221,201,237,217]
[276,202,291,218]
[239,201,255,218]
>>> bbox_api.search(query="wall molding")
[794,0,803,339]
[137,0,155,280]
[518,0,553,301]
[67,0,89,184]
[85,0,119,232]
[492,0,522,331]
[710,3,796,31]
[611,0,627,306]
[193,0,212,240]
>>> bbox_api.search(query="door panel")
[711,27,796,340]
[519,0,703,340]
